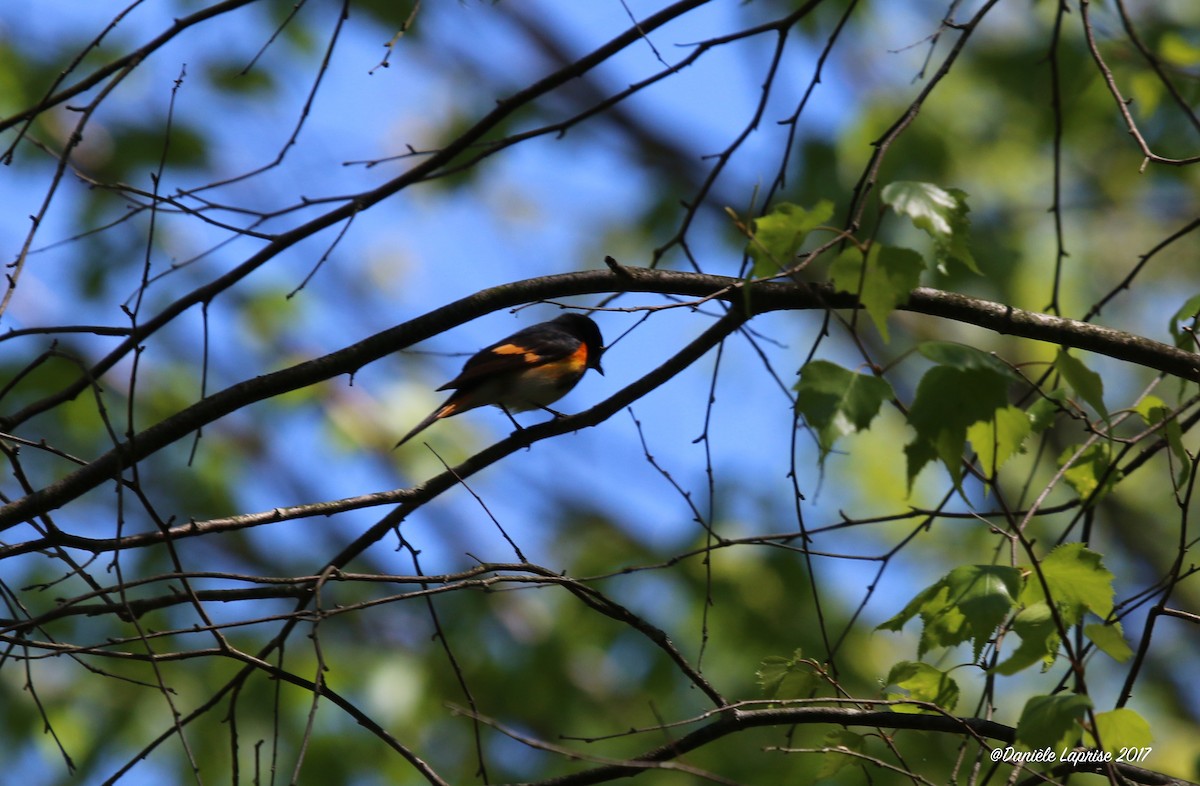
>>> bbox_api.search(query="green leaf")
[795,361,893,463]
[1022,543,1116,624]
[1160,32,1200,67]
[902,438,941,490]
[933,565,1022,660]
[1167,293,1200,351]
[1128,71,1164,119]
[1058,443,1120,503]
[748,200,835,276]
[817,730,865,779]
[1055,350,1108,419]
[966,405,1031,478]
[1134,395,1192,488]
[1015,693,1091,751]
[917,341,1017,377]
[1133,395,1166,424]
[830,245,924,341]
[110,121,209,170]
[904,365,1011,489]
[883,661,960,712]
[878,565,1021,660]
[995,602,1059,675]
[1027,390,1065,433]
[1086,708,1153,753]
[881,181,978,274]
[757,649,820,701]
[877,582,941,632]
[204,62,277,94]
[1084,622,1133,663]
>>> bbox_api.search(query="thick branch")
[0,0,712,431]
[2,268,1197,530]
[519,705,1187,786]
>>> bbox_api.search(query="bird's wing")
[436,332,578,391]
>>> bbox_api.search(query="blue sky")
[4,0,1182,633]
[2,0,1146,644]
[5,2,1197,781]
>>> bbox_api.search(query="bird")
[394,312,604,448]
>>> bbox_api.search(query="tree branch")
[2,267,1198,530]
[519,704,1187,786]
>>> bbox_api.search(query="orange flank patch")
[524,343,588,381]
[565,341,588,371]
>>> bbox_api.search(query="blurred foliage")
[1,1,1199,785]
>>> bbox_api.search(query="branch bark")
[520,704,1189,786]
[2,266,1197,530]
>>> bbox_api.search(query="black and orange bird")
[394,313,604,448]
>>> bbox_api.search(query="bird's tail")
[393,399,458,449]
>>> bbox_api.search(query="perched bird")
[394,313,604,448]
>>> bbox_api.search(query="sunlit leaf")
[877,582,940,633]
[883,660,960,712]
[966,404,1031,478]
[1021,543,1115,624]
[878,565,1021,660]
[1133,395,1191,488]
[1058,443,1119,502]
[748,200,835,276]
[1167,293,1200,351]
[995,602,1058,675]
[1086,708,1152,753]
[1084,622,1132,663]
[881,181,978,274]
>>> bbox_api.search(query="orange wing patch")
[491,343,543,364]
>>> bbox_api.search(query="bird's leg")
[501,406,536,451]
[500,405,524,432]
